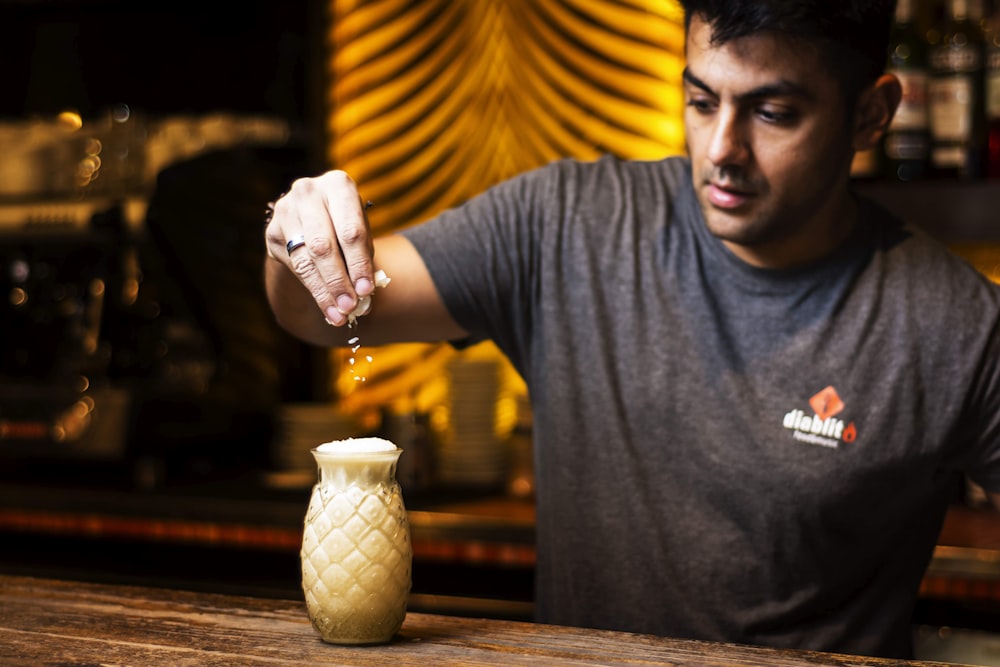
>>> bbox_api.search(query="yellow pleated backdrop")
[327,0,686,425]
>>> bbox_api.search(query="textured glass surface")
[301,452,411,645]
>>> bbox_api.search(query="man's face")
[683,16,858,269]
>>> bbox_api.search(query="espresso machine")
[0,128,319,488]
[0,202,143,465]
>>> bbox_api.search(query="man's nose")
[707,110,748,165]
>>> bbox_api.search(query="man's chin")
[701,207,758,243]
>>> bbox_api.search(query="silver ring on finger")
[285,234,307,255]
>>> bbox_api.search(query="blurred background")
[0,1,998,664]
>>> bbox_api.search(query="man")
[264,0,1000,659]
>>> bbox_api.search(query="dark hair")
[679,0,895,107]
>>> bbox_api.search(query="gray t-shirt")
[401,155,1000,658]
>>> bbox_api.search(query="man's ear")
[852,74,903,152]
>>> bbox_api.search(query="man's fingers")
[284,200,344,324]
[319,173,375,300]
[288,248,348,326]
[268,170,376,327]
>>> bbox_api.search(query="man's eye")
[686,98,716,114]
[758,108,797,124]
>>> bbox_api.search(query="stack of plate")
[437,358,507,488]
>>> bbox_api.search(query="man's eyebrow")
[681,67,815,102]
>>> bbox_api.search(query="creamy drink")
[300,437,411,645]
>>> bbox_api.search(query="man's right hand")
[264,170,376,328]
[263,170,468,349]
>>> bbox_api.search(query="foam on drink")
[315,437,397,454]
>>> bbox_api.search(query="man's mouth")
[706,181,754,210]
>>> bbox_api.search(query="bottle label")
[929,75,974,140]
[988,49,1000,120]
[932,144,966,167]
[885,133,929,160]
[930,45,983,73]
[888,69,929,130]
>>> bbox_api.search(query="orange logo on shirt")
[809,386,844,421]
[782,385,858,449]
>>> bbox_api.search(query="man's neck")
[722,191,860,270]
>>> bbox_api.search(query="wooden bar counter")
[0,480,998,624]
[0,575,965,667]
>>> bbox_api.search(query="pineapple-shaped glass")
[300,438,412,644]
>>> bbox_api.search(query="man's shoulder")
[517,154,693,216]
[525,153,690,183]
[860,195,1000,301]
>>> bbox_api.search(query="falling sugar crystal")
[344,269,391,383]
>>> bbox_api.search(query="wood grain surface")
[0,575,961,666]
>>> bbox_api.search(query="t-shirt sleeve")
[398,165,553,370]
[965,315,1000,493]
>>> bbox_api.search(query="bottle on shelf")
[985,4,1000,177]
[883,0,931,182]
[928,0,988,179]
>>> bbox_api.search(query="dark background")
[0,0,324,149]
[0,0,334,476]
